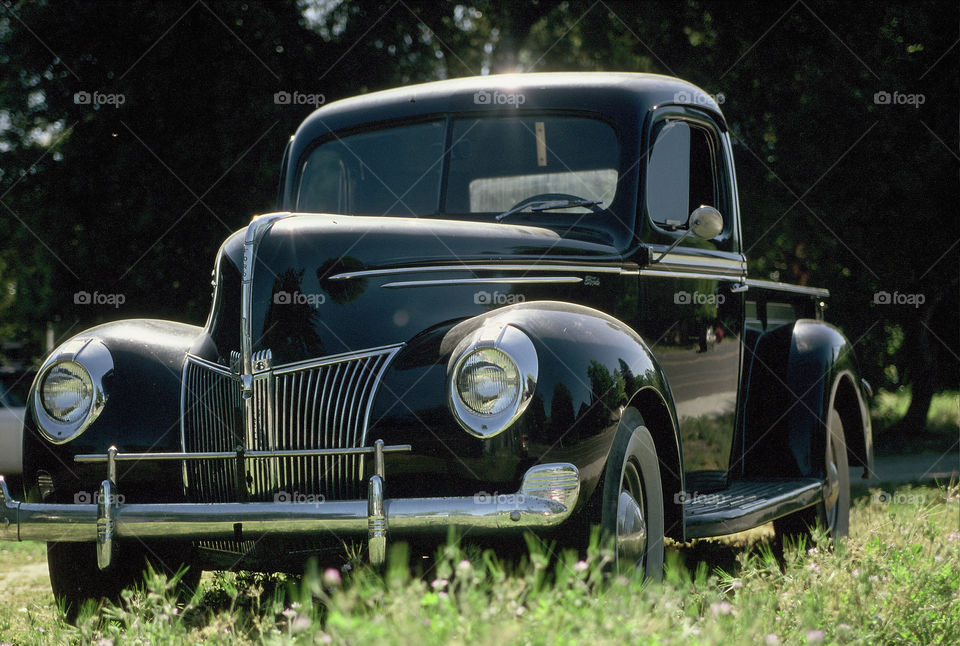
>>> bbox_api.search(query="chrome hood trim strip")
[241,213,293,381]
[382,276,583,289]
[239,213,293,496]
[328,263,636,281]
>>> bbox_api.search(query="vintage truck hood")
[209,213,632,365]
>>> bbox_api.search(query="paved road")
[858,450,959,485]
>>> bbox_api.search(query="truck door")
[636,108,745,490]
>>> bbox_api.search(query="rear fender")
[737,320,873,481]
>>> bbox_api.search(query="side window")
[646,119,725,233]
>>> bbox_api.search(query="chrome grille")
[181,345,401,504]
[181,358,242,503]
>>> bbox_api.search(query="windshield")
[295,115,622,231]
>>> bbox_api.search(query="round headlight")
[455,348,520,416]
[41,361,94,423]
[448,323,538,439]
[33,337,113,444]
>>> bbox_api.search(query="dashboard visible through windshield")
[295,115,622,236]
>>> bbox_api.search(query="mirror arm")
[651,228,694,264]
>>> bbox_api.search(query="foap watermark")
[871,490,927,506]
[674,90,725,106]
[473,491,526,505]
[274,90,325,107]
[274,490,326,506]
[274,290,326,306]
[73,90,126,108]
[473,90,526,107]
[873,90,925,109]
[673,490,752,507]
[873,290,925,308]
[674,290,724,306]
[74,490,126,505]
[74,290,125,308]
[474,290,525,305]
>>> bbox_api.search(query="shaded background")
[0,0,957,445]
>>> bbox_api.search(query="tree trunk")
[899,367,935,432]
[890,295,938,435]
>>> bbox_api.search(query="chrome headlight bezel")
[447,323,538,439]
[33,338,114,444]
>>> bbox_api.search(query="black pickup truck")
[0,72,872,612]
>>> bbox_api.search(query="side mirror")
[688,205,723,240]
[651,205,724,264]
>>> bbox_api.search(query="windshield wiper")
[495,198,602,222]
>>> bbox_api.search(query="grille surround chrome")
[180,344,402,503]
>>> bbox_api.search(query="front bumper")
[0,440,580,568]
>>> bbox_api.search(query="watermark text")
[74,290,125,308]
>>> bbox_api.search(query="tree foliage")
[1,0,956,425]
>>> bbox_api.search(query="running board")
[683,478,823,539]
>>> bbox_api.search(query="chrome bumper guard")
[0,440,580,569]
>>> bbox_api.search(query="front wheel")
[774,408,850,547]
[48,541,201,623]
[598,422,664,579]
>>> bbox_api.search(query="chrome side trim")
[643,248,746,275]
[639,269,827,299]
[328,264,635,281]
[382,277,582,289]
[639,269,745,282]
[744,279,830,298]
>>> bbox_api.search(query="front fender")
[367,301,681,513]
[22,319,202,504]
[738,319,873,480]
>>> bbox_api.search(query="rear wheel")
[774,408,850,547]
[598,422,664,579]
[48,541,200,623]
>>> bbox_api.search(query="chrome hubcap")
[616,461,647,571]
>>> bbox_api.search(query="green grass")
[1,483,958,645]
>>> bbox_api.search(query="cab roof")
[291,72,725,144]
